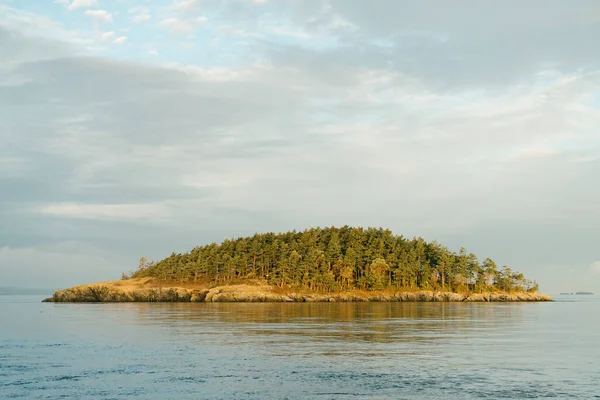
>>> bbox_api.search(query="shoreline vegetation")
[44,226,551,303]
[43,278,552,303]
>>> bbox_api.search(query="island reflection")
[94,302,530,349]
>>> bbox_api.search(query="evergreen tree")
[132,226,534,294]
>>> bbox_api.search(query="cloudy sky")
[1,0,599,293]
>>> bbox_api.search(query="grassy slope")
[45,278,552,302]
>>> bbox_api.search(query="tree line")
[130,226,539,293]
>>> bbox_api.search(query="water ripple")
[1,297,598,399]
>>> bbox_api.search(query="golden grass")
[45,278,552,303]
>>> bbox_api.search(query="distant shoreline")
[43,278,552,303]
[559,292,594,295]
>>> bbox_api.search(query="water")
[1,295,599,399]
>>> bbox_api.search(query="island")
[560,292,595,295]
[44,226,552,303]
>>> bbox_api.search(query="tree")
[325,230,342,271]
[364,258,390,291]
[138,257,149,272]
[481,258,498,289]
[289,249,302,284]
[498,266,513,291]
[437,249,451,289]
[128,226,537,294]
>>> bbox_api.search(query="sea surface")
[1,294,599,399]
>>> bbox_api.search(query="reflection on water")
[129,302,527,345]
[1,297,599,399]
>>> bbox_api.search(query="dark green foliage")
[133,226,535,293]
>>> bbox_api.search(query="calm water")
[1,295,599,399]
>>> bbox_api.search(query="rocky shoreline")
[42,280,552,303]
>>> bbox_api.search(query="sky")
[1,0,599,293]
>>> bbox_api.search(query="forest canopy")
[131,226,539,293]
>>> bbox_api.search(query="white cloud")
[572,155,599,164]
[165,63,257,82]
[83,9,113,24]
[38,203,168,221]
[158,17,205,36]
[172,0,198,13]
[217,25,255,37]
[3,1,600,294]
[113,36,126,44]
[0,5,93,46]
[591,261,600,274]
[131,14,151,23]
[128,6,150,14]
[514,148,559,160]
[99,31,114,42]
[272,26,312,39]
[148,49,159,56]
[68,0,97,10]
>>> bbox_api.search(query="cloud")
[99,31,114,42]
[68,0,97,10]
[148,49,159,56]
[2,2,600,292]
[172,0,199,13]
[591,261,600,274]
[158,18,192,35]
[217,25,254,38]
[0,5,93,46]
[158,17,205,36]
[83,9,113,24]
[271,26,312,39]
[95,32,125,46]
[572,155,599,164]
[513,148,559,161]
[130,14,151,23]
[128,6,152,23]
[38,203,167,221]
[318,0,600,89]
[128,6,150,14]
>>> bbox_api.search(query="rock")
[444,292,466,302]
[287,293,303,302]
[534,293,553,301]
[190,289,209,302]
[42,280,553,303]
[465,293,487,302]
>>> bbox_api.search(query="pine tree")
[131,226,534,294]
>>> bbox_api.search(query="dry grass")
[45,278,552,303]
[73,277,210,292]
